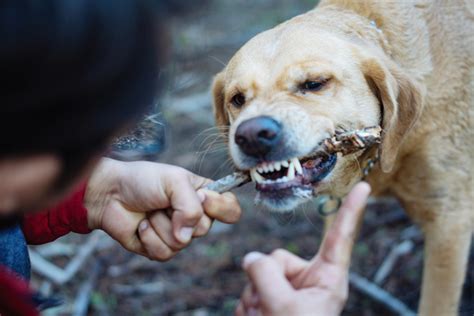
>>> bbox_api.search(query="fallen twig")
[30,231,104,285]
[349,272,416,316]
[373,240,415,285]
[73,261,102,316]
[400,225,422,241]
[35,243,76,258]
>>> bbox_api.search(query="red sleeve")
[21,183,92,245]
[0,266,39,316]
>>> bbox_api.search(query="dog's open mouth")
[250,153,337,192]
[248,152,337,211]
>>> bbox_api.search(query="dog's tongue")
[302,157,323,169]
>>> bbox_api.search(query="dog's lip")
[253,154,337,192]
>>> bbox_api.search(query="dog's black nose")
[234,116,282,157]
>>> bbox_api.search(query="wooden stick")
[323,126,382,156]
[205,126,382,193]
[349,272,416,316]
[204,172,251,193]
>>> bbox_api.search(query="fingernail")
[180,227,194,243]
[197,190,206,203]
[357,181,371,194]
[247,307,258,316]
[242,251,264,269]
[139,220,149,232]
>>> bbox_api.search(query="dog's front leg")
[416,209,472,316]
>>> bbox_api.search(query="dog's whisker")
[193,137,227,159]
[301,203,318,228]
[271,210,295,226]
[192,130,228,150]
[195,137,230,174]
[208,55,228,68]
[210,158,236,179]
[192,126,229,139]
[197,132,228,148]
[195,146,228,155]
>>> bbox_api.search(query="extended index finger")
[318,182,371,268]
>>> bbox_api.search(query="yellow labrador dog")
[211,0,473,315]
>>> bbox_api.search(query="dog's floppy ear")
[211,71,230,127]
[362,58,424,173]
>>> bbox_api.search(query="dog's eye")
[231,93,246,108]
[300,79,328,92]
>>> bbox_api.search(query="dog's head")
[212,12,423,211]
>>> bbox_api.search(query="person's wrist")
[85,158,124,230]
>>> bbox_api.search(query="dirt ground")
[32,1,473,315]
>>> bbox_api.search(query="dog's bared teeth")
[262,165,269,173]
[268,164,275,172]
[251,169,265,183]
[281,160,289,168]
[292,158,303,175]
[257,167,264,174]
[274,161,281,171]
[287,161,295,180]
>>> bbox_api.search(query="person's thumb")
[243,252,294,304]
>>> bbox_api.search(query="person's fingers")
[165,174,205,244]
[199,189,242,224]
[148,211,190,250]
[241,284,260,310]
[137,219,177,261]
[318,182,371,268]
[120,231,147,257]
[267,249,309,281]
[193,214,213,237]
[243,252,294,305]
[235,302,246,316]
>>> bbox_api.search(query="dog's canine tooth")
[287,161,295,179]
[250,169,256,182]
[251,169,265,183]
[293,158,303,175]
[275,161,282,171]
[282,160,289,168]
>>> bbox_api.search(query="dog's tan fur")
[212,1,473,314]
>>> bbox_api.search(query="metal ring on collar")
[315,195,342,217]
